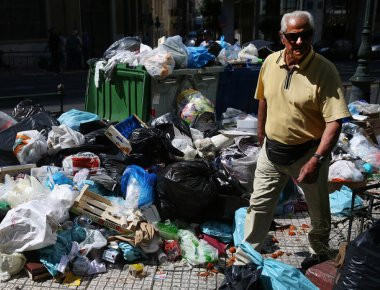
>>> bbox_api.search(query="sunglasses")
[283,30,313,42]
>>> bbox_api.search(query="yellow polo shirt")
[255,48,351,145]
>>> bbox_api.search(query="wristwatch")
[312,153,326,164]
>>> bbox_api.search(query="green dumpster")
[85,63,223,122]
[85,64,150,122]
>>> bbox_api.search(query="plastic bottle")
[157,248,168,265]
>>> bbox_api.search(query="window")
[0,0,46,41]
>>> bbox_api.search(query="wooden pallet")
[71,185,134,235]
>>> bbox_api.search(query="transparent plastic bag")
[349,132,380,169]
[140,46,175,78]
[103,36,141,60]
[178,229,218,266]
[79,228,107,256]
[162,35,188,69]
[328,160,364,182]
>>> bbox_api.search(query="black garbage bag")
[150,112,192,139]
[219,263,262,290]
[79,119,112,134]
[98,152,128,185]
[129,127,184,166]
[103,37,141,60]
[84,127,115,146]
[12,99,46,122]
[156,160,218,222]
[213,160,247,196]
[0,112,58,166]
[334,221,380,290]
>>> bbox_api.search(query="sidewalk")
[0,211,363,290]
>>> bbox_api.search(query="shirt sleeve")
[254,62,266,100]
[319,64,351,122]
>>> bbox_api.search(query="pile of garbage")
[92,35,264,81]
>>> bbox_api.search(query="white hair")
[280,11,314,32]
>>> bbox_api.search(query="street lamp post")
[349,0,375,103]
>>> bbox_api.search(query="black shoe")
[301,253,329,270]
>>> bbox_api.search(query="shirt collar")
[276,47,315,71]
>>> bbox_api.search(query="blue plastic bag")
[58,109,100,131]
[233,207,247,246]
[119,242,148,263]
[200,221,233,243]
[240,242,318,290]
[186,47,215,68]
[45,171,73,190]
[121,165,156,209]
[330,185,364,216]
[39,226,86,276]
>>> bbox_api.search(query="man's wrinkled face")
[280,17,313,61]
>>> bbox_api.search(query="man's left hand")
[296,158,320,184]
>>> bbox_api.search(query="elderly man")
[236,11,350,270]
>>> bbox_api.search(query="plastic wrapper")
[219,263,261,290]
[156,160,217,222]
[47,124,85,153]
[186,46,215,68]
[45,171,74,190]
[239,242,318,290]
[103,37,141,60]
[62,152,101,175]
[13,130,48,164]
[329,185,364,216]
[335,221,380,289]
[0,184,79,254]
[120,165,156,209]
[178,229,218,266]
[58,109,100,131]
[201,234,227,255]
[177,89,215,125]
[164,240,181,261]
[200,221,233,243]
[141,46,175,78]
[161,35,188,69]
[0,174,50,208]
[12,100,45,122]
[0,112,58,167]
[0,111,17,133]
[328,160,364,182]
[155,220,179,240]
[0,253,26,282]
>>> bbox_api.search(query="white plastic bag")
[47,124,85,153]
[0,184,78,254]
[328,160,364,182]
[0,253,26,282]
[0,174,50,208]
[13,130,47,164]
[162,35,188,68]
[140,47,175,78]
[62,152,101,175]
[349,132,380,169]
[79,228,107,256]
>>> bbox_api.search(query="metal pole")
[349,0,375,103]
